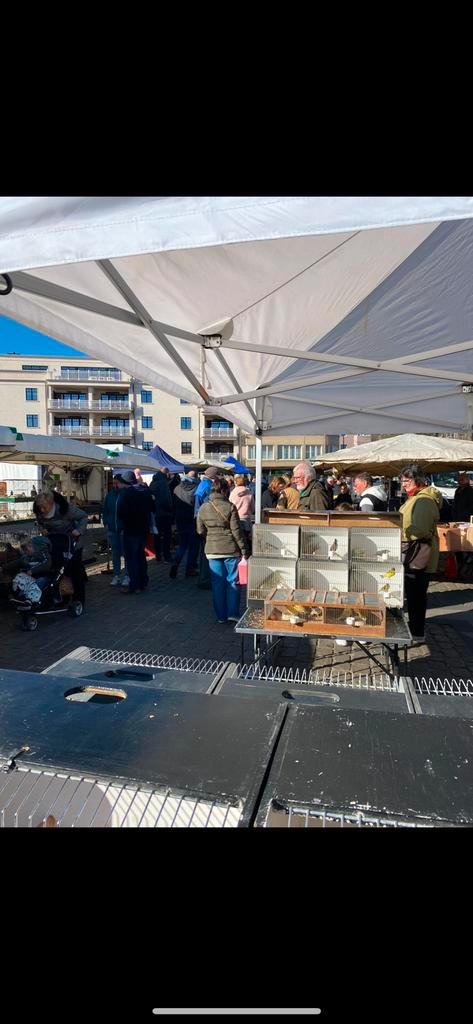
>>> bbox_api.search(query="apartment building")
[0,355,343,470]
[0,354,242,463]
[242,434,341,472]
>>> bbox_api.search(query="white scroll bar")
[152,1011,322,1016]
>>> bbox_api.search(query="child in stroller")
[9,533,84,630]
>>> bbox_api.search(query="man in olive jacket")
[292,463,331,511]
[197,478,249,624]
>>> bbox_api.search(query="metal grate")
[83,650,226,675]
[349,561,404,608]
[0,764,241,828]
[264,803,443,828]
[297,559,349,592]
[300,525,349,561]
[229,664,404,692]
[413,676,473,696]
[247,557,297,601]
[252,524,299,559]
[350,527,401,563]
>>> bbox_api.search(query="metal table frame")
[235,605,412,679]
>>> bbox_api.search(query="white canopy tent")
[0,428,163,472]
[313,433,473,476]
[1,196,473,519]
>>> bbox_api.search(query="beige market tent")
[314,433,473,476]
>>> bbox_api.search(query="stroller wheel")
[68,600,83,618]
[22,614,38,631]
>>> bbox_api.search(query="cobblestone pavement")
[1,534,473,684]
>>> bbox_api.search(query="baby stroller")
[9,533,84,631]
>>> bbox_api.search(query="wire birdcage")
[252,524,299,559]
[296,559,349,592]
[0,764,242,828]
[350,527,401,562]
[349,561,404,607]
[300,525,349,561]
[247,557,297,600]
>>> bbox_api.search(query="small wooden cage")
[263,588,387,636]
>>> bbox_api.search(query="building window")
[305,444,322,460]
[141,390,152,403]
[22,364,48,371]
[142,441,153,451]
[277,445,302,461]
[54,417,88,427]
[180,399,190,405]
[101,418,129,428]
[142,416,153,429]
[247,445,274,460]
[180,417,192,430]
[25,388,38,401]
[181,442,192,455]
[26,415,39,428]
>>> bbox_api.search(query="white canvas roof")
[1,196,473,437]
[313,433,473,475]
[0,427,160,471]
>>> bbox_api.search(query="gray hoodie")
[359,484,388,512]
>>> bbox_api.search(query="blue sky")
[0,315,85,357]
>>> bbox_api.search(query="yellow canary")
[383,568,396,578]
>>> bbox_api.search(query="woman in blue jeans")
[196,478,250,624]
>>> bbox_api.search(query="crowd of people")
[4,459,471,640]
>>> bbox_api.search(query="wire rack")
[350,527,402,562]
[0,764,241,828]
[252,524,299,559]
[77,649,227,675]
[413,676,473,696]
[300,526,349,561]
[247,557,297,601]
[229,664,404,691]
[296,559,349,592]
[349,561,404,607]
[263,803,447,828]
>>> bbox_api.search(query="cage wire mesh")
[296,559,349,592]
[264,803,444,828]
[247,557,297,600]
[252,524,299,559]
[349,527,402,563]
[349,561,404,607]
[230,664,404,691]
[300,525,349,561]
[0,764,242,828]
[413,676,473,696]
[72,649,227,675]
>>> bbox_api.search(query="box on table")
[263,587,387,637]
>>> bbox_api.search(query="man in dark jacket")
[116,470,155,594]
[292,463,331,511]
[149,466,173,561]
[452,471,473,521]
[169,472,199,579]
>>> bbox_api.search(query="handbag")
[401,539,432,571]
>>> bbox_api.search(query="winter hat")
[120,470,138,484]
[205,467,220,480]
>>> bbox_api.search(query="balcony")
[50,425,91,437]
[49,398,132,412]
[91,426,132,438]
[202,427,237,439]
[49,369,124,383]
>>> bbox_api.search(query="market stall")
[235,516,410,677]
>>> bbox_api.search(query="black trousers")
[404,569,430,636]
[154,514,173,560]
[64,550,86,603]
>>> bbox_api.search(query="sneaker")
[110,576,120,587]
[227,616,240,623]
[217,619,227,624]
[121,576,130,587]
[169,565,178,579]
[335,639,348,646]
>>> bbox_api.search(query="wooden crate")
[263,588,387,636]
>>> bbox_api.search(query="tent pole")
[466,393,473,440]
[255,432,262,525]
